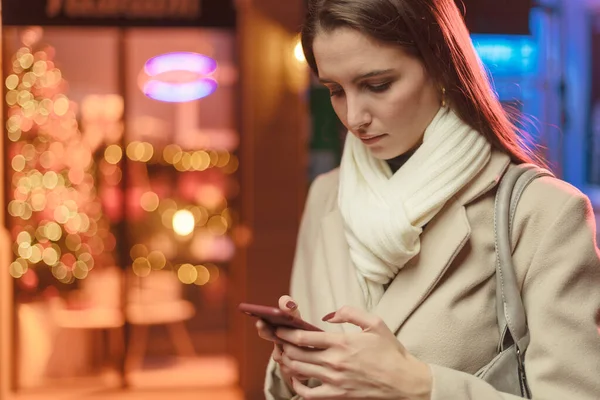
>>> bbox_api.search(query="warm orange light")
[172,209,195,236]
[294,39,306,63]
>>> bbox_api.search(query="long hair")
[301,0,544,166]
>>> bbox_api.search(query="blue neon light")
[471,34,538,77]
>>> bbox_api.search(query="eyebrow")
[319,69,395,84]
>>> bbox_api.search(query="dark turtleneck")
[385,149,416,174]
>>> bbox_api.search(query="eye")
[366,82,392,93]
[328,86,345,97]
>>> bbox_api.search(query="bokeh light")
[104,144,123,164]
[294,39,306,63]
[5,35,111,286]
[172,209,195,236]
[140,191,160,212]
[177,263,198,284]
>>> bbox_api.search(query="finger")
[256,319,275,339]
[276,327,337,349]
[272,346,283,363]
[282,352,332,383]
[282,342,325,365]
[280,365,309,382]
[290,378,311,398]
[322,305,388,334]
[276,349,310,382]
[256,320,284,344]
[278,295,302,318]
[292,377,344,399]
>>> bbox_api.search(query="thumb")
[278,295,301,318]
[322,306,387,333]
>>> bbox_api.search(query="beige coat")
[265,150,600,399]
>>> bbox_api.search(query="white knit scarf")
[338,107,491,310]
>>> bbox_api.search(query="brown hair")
[301,0,544,166]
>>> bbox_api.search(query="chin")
[369,147,410,161]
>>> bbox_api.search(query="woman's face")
[313,27,441,160]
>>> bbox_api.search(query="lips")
[359,134,386,145]
[360,134,383,140]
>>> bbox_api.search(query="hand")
[276,306,432,400]
[255,295,309,387]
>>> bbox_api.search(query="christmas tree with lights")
[6,28,115,295]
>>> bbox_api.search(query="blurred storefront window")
[3,0,240,393]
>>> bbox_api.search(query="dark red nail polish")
[322,311,336,322]
[286,301,297,310]
[595,309,600,325]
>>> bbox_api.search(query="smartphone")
[238,302,323,332]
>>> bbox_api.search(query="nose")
[345,95,371,132]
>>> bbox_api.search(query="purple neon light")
[143,78,218,103]
[144,52,217,77]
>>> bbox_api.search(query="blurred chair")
[125,270,196,372]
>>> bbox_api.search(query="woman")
[257,0,600,399]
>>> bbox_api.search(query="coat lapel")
[374,198,471,334]
[317,199,471,335]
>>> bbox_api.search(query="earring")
[441,87,447,107]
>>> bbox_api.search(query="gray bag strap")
[494,163,554,351]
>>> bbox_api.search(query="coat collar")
[318,150,511,334]
[455,150,511,206]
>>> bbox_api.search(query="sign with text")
[2,0,236,28]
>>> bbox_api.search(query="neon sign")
[471,34,538,77]
[139,52,218,103]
